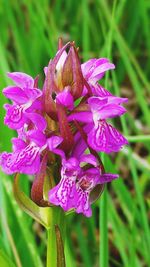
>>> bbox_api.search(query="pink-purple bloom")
[49,154,118,217]
[0,40,128,217]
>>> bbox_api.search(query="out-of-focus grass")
[0,1,150,267]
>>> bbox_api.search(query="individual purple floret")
[3,72,46,131]
[49,155,118,216]
[0,131,63,175]
[81,58,115,97]
[0,40,128,217]
[68,95,128,153]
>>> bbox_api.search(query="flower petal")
[91,84,112,97]
[25,112,47,131]
[49,177,76,211]
[4,104,28,129]
[94,104,126,120]
[88,121,128,153]
[99,173,119,184]
[47,136,64,158]
[56,90,74,110]
[47,136,63,150]
[24,88,42,101]
[12,138,27,152]
[80,154,98,167]
[74,189,92,217]
[12,143,41,174]
[27,130,47,147]
[3,86,28,104]
[68,111,93,123]
[0,143,40,175]
[0,152,15,174]
[7,72,34,88]
[92,62,115,81]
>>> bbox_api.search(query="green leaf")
[0,250,16,267]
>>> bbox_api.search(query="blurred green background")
[0,0,150,266]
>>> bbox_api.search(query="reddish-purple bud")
[31,154,48,206]
[56,103,74,154]
[62,45,83,99]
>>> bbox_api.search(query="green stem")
[100,188,108,267]
[99,1,117,266]
[127,135,150,143]
[46,208,66,267]
[47,226,57,267]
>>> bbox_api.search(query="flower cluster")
[0,41,128,217]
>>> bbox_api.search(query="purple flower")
[49,154,118,216]
[3,72,46,131]
[74,168,118,217]
[68,95,128,153]
[82,58,115,82]
[87,121,128,153]
[49,158,80,211]
[81,58,115,96]
[0,40,128,216]
[0,131,63,175]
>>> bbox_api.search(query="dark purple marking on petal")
[75,187,92,217]
[91,84,112,97]
[49,177,76,211]
[12,143,40,174]
[4,104,27,129]
[88,121,128,153]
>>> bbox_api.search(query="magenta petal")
[3,86,28,104]
[91,84,112,97]
[82,58,115,82]
[12,138,27,152]
[49,178,76,211]
[72,131,87,158]
[56,90,74,110]
[95,104,126,120]
[88,97,108,111]
[24,88,42,101]
[0,152,15,174]
[99,173,119,184]
[88,121,128,153]
[88,96,127,121]
[7,72,34,88]
[0,144,40,175]
[13,144,40,174]
[81,58,97,78]
[92,62,115,81]
[107,96,128,105]
[68,111,93,123]
[74,189,92,217]
[80,154,98,167]
[62,157,80,172]
[4,104,28,129]
[25,113,47,131]
[27,130,47,147]
[26,100,43,112]
[47,136,64,157]
[47,136,63,150]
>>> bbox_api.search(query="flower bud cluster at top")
[0,40,128,217]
